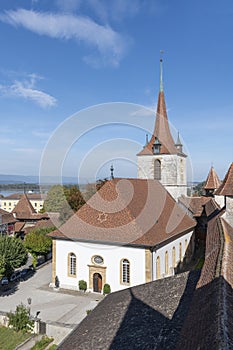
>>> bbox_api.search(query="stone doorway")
[93,273,102,293]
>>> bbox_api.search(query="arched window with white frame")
[68,252,77,277]
[121,259,130,284]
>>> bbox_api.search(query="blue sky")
[0,0,233,182]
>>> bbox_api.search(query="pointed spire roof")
[204,166,221,190]
[12,193,47,220]
[215,163,233,196]
[175,132,182,146]
[138,59,183,156]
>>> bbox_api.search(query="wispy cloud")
[0,137,15,145]
[0,9,128,67]
[32,130,51,139]
[13,147,40,154]
[0,73,57,108]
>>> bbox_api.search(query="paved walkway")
[0,263,103,326]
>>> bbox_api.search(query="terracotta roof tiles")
[12,194,48,220]
[0,208,17,224]
[49,178,196,247]
[215,162,233,196]
[204,166,221,190]
[138,91,183,156]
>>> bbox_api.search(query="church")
[49,60,197,293]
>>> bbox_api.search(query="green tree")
[42,185,85,223]
[7,303,34,333]
[24,228,53,266]
[192,181,205,196]
[65,185,85,212]
[43,185,67,213]
[0,236,28,278]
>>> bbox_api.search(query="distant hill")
[0,174,81,185]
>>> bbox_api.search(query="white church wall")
[55,240,146,293]
[214,195,225,208]
[225,196,233,226]
[152,230,193,280]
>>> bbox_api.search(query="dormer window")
[153,138,161,154]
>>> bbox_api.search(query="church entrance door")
[93,273,102,293]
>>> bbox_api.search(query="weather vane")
[160,50,164,62]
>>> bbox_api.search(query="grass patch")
[47,345,57,350]
[30,336,54,350]
[0,326,31,350]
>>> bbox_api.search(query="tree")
[42,184,85,223]
[65,185,85,212]
[7,303,34,333]
[192,181,205,196]
[0,236,28,278]
[83,183,97,201]
[24,227,53,266]
[43,185,67,213]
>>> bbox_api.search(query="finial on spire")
[160,50,164,92]
[145,134,149,146]
[175,131,183,153]
[110,164,114,179]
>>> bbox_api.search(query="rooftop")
[215,162,233,196]
[49,178,196,247]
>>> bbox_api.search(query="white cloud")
[0,9,128,66]
[0,74,57,108]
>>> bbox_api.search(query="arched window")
[156,256,161,279]
[154,160,161,180]
[179,242,182,261]
[68,253,76,277]
[172,247,176,268]
[121,259,130,284]
[165,251,169,275]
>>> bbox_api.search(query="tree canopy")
[24,227,54,257]
[42,184,85,223]
[0,236,28,277]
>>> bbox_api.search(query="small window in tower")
[154,160,161,180]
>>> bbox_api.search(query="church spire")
[138,55,179,156]
[160,51,164,92]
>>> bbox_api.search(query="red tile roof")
[11,194,48,220]
[178,195,210,217]
[49,178,196,247]
[138,91,181,156]
[0,208,17,224]
[14,221,25,232]
[215,163,233,196]
[204,166,221,190]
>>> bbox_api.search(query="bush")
[79,280,87,292]
[30,336,54,350]
[55,276,60,288]
[86,309,92,315]
[7,303,34,333]
[103,283,111,295]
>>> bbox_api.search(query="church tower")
[137,58,187,201]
